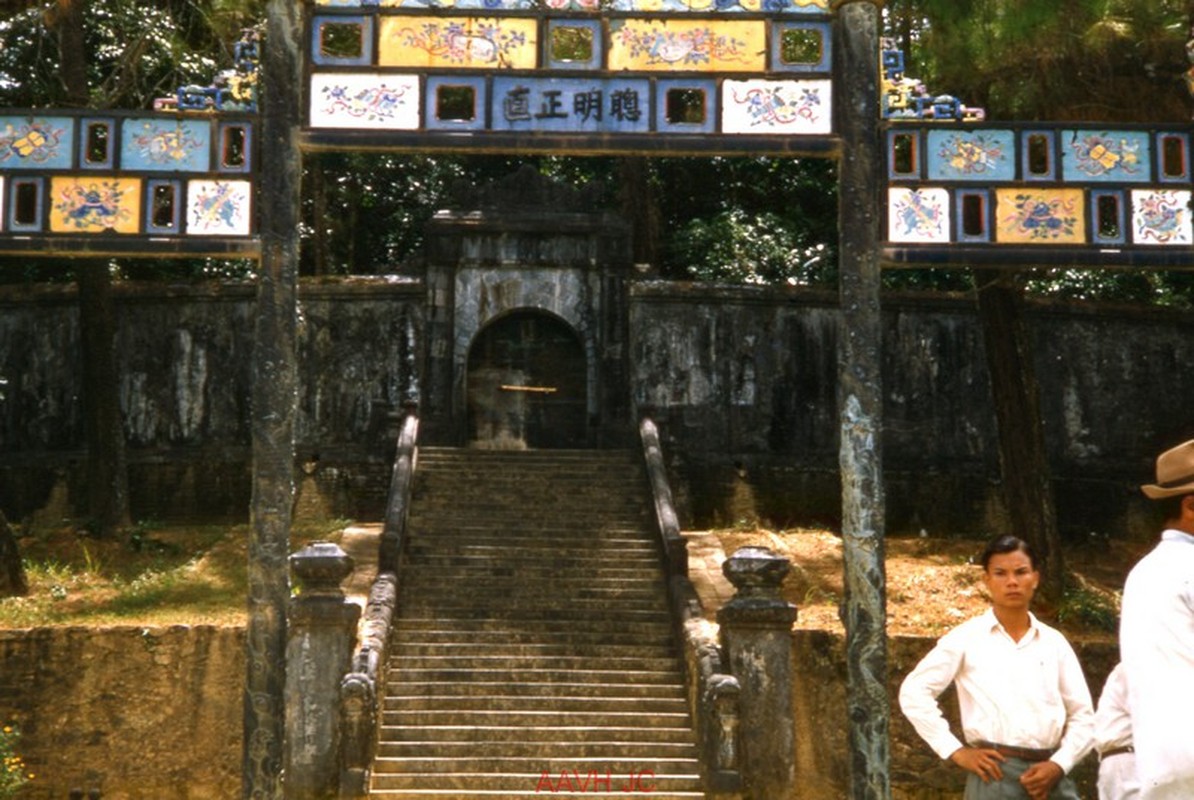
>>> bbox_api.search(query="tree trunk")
[617,157,660,268]
[56,0,130,540]
[55,0,89,106]
[0,508,28,598]
[77,265,131,539]
[974,270,1065,606]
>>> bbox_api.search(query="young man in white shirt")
[899,534,1095,800]
[1119,438,1194,800]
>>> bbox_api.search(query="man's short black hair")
[980,534,1037,572]
[1153,493,1193,526]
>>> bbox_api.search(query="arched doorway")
[466,311,588,449]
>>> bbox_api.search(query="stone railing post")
[717,547,797,800]
[285,542,361,800]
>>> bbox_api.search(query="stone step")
[369,770,702,794]
[383,709,693,729]
[390,629,676,650]
[396,602,669,618]
[392,615,673,633]
[405,539,658,554]
[391,641,675,658]
[383,681,687,700]
[408,522,654,534]
[371,755,701,775]
[376,740,700,760]
[378,724,696,744]
[387,667,684,685]
[388,655,681,672]
[383,694,691,714]
[398,573,665,589]
[391,619,674,635]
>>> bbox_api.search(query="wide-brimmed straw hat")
[1142,439,1194,499]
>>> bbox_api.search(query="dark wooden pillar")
[245,2,303,798]
[833,2,890,799]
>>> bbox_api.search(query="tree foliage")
[0,0,262,109]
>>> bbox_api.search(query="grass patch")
[0,519,351,628]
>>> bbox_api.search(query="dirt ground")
[3,522,1145,643]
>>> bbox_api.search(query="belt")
[972,741,1057,763]
[1100,745,1134,761]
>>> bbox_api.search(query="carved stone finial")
[722,546,791,597]
[289,541,354,596]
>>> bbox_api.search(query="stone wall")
[2,278,1192,538]
[631,282,1194,538]
[0,624,1116,799]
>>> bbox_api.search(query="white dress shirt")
[899,608,1095,774]
[1119,529,1194,800]
[1094,662,1132,755]
[1094,663,1139,800]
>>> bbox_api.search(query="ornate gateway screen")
[302,0,839,156]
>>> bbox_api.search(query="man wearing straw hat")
[1119,439,1194,800]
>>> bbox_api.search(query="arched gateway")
[466,310,588,448]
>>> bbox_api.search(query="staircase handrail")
[638,417,743,796]
[338,410,419,799]
[638,417,688,577]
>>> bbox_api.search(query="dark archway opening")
[466,311,588,449]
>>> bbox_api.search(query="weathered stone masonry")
[1,278,1192,538]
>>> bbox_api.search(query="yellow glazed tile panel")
[379,17,538,69]
[608,19,764,72]
[995,188,1086,244]
[50,176,142,234]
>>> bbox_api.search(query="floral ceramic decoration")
[379,17,538,69]
[721,79,830,134]
[50,176,141,233]
[1131,189,1193,245]
[309,73,420,129]
[120,118,211,172]
[186,180,252,236]
[608,19,764,72]
[0,117,73,170]
[926,129,1015,181]
[996,188,1085,244]
[315,0,828,12]
[1062,130,1151,182]
[887,187,950,243]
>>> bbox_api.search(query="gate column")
[834,2,890,799]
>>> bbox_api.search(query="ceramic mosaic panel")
[186,179,252,236]
[1131,189,1193,245]
[316,0,829,12]
[887,187,950,243]
[120,118,211,172]
[379,17,538,69]
[1062,130,1151,183]
[926,129,1015,182]
[721,79,831,134]
[309,73,421,129]
[49,176,142,234]
[491,77,651,132]
[995,188,1085,244]
[608,19,765,72]
[0,116,74,170]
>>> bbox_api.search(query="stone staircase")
[370,447,705,799]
